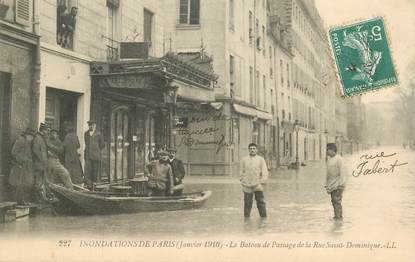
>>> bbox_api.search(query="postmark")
[329,17,398,97]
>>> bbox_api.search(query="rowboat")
[48,183,212,215]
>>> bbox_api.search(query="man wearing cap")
[147,150,174,196]
[32,123,51,202]
[325,143,348,221]
[168,148,186,196]
[9,128,35,205]
[84,120,104,188]
[47,129,73,189]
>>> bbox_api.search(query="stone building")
[270,0,337,165]
[0,0,40,201]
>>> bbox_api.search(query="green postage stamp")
[329,17,398,96]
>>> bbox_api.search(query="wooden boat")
[49,183,212,215]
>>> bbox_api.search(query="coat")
[169,158,185,185]
[32,132,48,171]
[147,160,174,192]
[8,135,34,187]
[63,132,84,184]
[84,130,104,161]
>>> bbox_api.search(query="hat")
[39,122,51,130]
[157,150,169,156]
[167,148,177,153]
[23,128,35,136]
[87,120,96,125]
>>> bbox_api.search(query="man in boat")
[8,128,35,205]
[32,122,51,202]
[84,120,104,189]
[240,143,268,218]
[47,129,73,189]
[168,148,185,196]
[147,150,174,196]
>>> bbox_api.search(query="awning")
[175,79,215,102]
[232,104,273,120]
[256,110,273,120]
[233,104,257,117]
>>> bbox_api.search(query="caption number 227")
[372,26,382,41]
[58,240,72,247]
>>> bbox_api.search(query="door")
[110,106,130,181]
[0,72,11,175]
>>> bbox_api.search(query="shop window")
[179,0,200,25]
[56,0,78,50]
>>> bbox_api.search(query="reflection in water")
[1,147,414,238]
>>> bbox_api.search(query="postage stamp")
[329,17,398,97]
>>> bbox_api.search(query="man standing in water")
[325,143,348,221]
[240,143,269,218]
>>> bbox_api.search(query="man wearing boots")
[240,143,269,218]
[325,143,348,221]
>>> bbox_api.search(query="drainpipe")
[31,0,41,130]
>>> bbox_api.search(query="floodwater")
[1,147,414,239]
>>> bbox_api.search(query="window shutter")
[15,0,32,26]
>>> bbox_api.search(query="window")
[286,62,290,88]
[229,0,234,30]
[263,75,266,108]
[262,25,266,55]
[249,11,253,45]
[229,55,235,96]
[280,59,284,85]
[249,66,254,104]
[144,9,153,46]
[179,0,200,25]
[255,70,260,106]
[255,19,260,50]
[106,0,119,61]
[56,0,78,50]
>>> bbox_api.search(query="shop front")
[90,53,217,182]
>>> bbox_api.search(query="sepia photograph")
[0,0,414,261]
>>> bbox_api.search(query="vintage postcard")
[0,0,414,262]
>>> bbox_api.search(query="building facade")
[271,0,337,165]
[37,0,216,183]
[162,0,277,176]
[0,0,40,201]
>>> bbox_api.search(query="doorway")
[0,72,11,175]
[45,87,80,139]
[110,106,130,182]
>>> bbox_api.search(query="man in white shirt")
[325,143,348,220]
[240,143,269,218]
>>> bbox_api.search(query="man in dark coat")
[9,128,35,205]
[32,123,50,202]
[63,122,83,185]
[84,120,104,188]
[168,148,186,196]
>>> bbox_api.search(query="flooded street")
[1,146,414,239]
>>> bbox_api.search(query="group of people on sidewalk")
[239,142,348,221]
[8,120,104,205]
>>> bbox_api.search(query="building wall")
[0,0,38,201]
